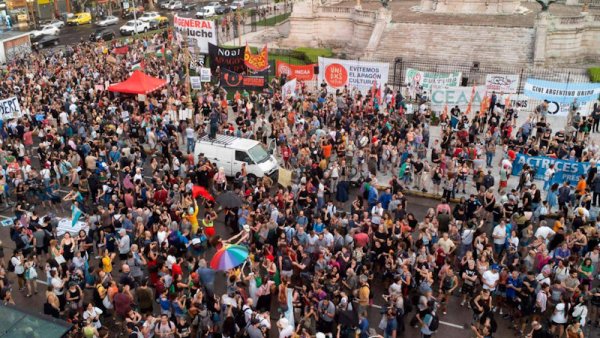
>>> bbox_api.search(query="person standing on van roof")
[209,109,220,140]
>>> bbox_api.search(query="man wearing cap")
[482,265,499,293]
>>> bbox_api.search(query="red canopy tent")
[108,70,167,95]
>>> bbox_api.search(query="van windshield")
[248,144,270,164]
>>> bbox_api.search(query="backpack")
[7,256,15,272]
[429,314,439,331]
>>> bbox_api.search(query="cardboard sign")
[0,97,22,119]
[173,16,216,54]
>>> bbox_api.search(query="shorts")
[551,321,567,327]
[462,284,475,295]
[205,227,215,237]
[36,246,48,255]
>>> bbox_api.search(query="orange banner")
[244,44,269,72]
[275,60,315,81]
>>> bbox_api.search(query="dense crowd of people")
[0,27,598,338]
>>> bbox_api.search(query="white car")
[230,0,246,10]
[196,7,215,18]
[48,19,65,29]
[96,15,119,26]
[166,1,182,9]
[139,11,160,22]
[30,25,60,38]
[119,20,149,35]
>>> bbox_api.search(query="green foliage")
[294,47,333,63]
[589,67,600,83]
[256,12,291,26]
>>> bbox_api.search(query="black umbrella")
[216,191,244,208]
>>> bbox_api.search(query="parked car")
[47,19,65,29]
[230,0,246,10]
[66,12,92,25]
[181,3,197,11]
[159,0,173,9]
[203,1,220,11]
[119,19,149,35]
[32,35,59,49]
[30,25,60,38]
[195,7,215,18]
[121,7,144,19]
[215,4,231,14]
[89,29,115,41]
[166,0,182,9]
[96,15,119,26]
[149,16,169,30]
[139,11,160,22]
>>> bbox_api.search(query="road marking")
[36,279,48,285]
[439,320,465,329]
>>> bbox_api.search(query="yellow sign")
[17,13,28,22]
[37,0,50,4]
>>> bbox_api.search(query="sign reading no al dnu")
[405,68,462,91]
[0,97,22,120]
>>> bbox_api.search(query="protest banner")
[276,60,315,81]
[208,43,246,73]
[524,79,600,116]
[282,79,297,99]
[220,69,265,91]
[190,76,202,89]
[244,44,269,72]
[0,97,22,119]
[200,68,211,82]
[485,74,519,94]
[405,68,462,91]
[511,153,598,186]
[430,85,487,111]
[317,57,389,93]
[173,15,216,54]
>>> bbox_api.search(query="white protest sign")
[0,97,22,120]
[200,68,211,82]
[282,79,297,99]
[485,74,520,94]
[190,76,202,89]
[173,16,217,54]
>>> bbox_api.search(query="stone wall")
[538,13,600,64]
[420,0,521,14]
[280,2,381,53]
[371,22,536,64]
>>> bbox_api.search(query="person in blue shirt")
[506,269,522,319]
[313,217,325,234]
[358,311,369,338]
[384,308,398,338]
[379,188,392,210]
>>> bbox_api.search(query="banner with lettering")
[485,74,519,94]
[220,69,265,91]
[317,57,389,93]
[511,153,598,186]
[208,43,246,73]
[430,85,488,111]
[275,60,315,81]
[523,78,600,104]
[0,97,22,120]
[244,44,269,72]
[405,68,462,91]
[173,16,216,54]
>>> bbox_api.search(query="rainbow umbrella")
[210,244,249,271]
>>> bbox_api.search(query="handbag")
[55,255,66,264]
[102,296,113,309]
[26,266,38,279]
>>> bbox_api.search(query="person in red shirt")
[153,185,168,205]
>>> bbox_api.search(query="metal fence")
[387,57,591,94]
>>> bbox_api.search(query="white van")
[194,134,279,182]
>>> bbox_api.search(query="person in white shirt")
[277,317,294,338]
[482,265,500,292]
[492,222,507,257]
[534,223,556,241]
[83,302,104,329]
